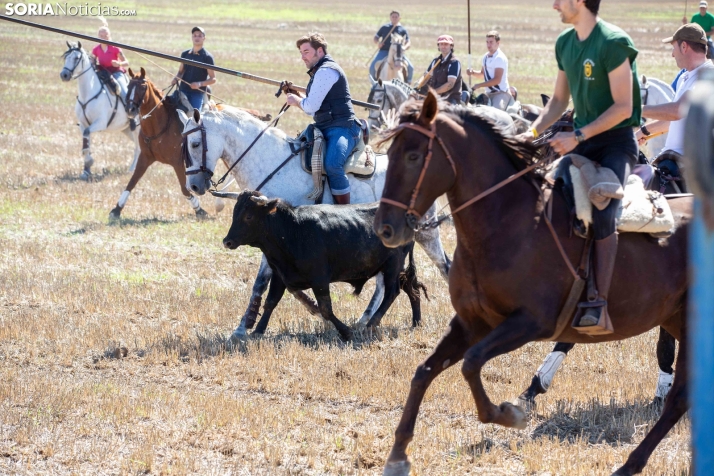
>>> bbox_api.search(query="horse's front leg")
[414,203,451,280]
[461,309,551,429]
[383,315,481,476]
[80,125,93,180]
[121,126,140,172]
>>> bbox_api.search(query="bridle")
[125,78,148,115]
[61,47,92,80]
[367,83,396,128]
[182,121,211,179]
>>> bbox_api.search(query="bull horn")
[250,195,270,206]
[209,190,240,200]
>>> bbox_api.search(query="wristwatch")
[574,129,585,144]
[640,124,651,136]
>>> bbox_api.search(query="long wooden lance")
[0,15,381,110]
[467,0,472,87]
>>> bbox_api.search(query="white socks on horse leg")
[117,190,130,208]
[187,195,200,211]
[535,351,566,391]
[655,369,674,400]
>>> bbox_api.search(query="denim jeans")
[112,71,128,97]
[322,121,361,195]
[181,86,204,111]
[369,50,414,83]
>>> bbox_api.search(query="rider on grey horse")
[286,32,361,205]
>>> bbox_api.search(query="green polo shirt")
[555,20,641,130]
[691,12,714,38]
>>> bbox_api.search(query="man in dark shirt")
[369,11,414,83]
[417,35,463,104]
[172,26,216,111]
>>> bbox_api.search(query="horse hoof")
[515,395,536,415]
[499,401,528,430]
[195,208,209,219]
[109,207,122,220]
[383,460,411,476]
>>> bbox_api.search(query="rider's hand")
[190,82,201,90]
[171,76,178,86]
[516,130,536,143]
[466,68,478,76]
[636,129,649,145]
[286,93,302,108]
[549,131,578,156]
[111,59,120,67]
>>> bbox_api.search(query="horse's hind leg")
[357,272,384,327]
[383,315,477,476]
[654,327,676,402]
[462,309,550,429]
[613,324,688,476]
[110,152,152,219]
[517,342,574,407]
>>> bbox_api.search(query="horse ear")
[66,40,71,49]
[177,109,189,126]
[77,41,82,49]
[378,78,383,86]
[541,94,550,107]
[418,90,439,125]
[140,67,146,79]
[128,68,135,78]
[642,74,647,85]
[192,108,201,123]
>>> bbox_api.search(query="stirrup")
[572,300,614,336]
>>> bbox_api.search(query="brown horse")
[373,91,692,476]
[110,68,206,219]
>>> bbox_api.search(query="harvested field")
[0,1,691,474]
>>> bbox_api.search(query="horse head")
[387,34,407,79]
[125,67,150,117]
[178,108,225,195]
[60,41,86,82]
[367,78,387,130]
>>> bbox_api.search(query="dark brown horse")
[373,91,692,476]
[110,68,206,219]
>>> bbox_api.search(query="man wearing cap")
[172,26,216,111]
[416,35,463,104]
[519,0,641,335]
[285,32,361,205]
[684,1,714,58]
[636,24,714,160]
[466,30,513,110]
[369,11,414,83]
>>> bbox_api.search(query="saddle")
[290,120,376,200]
[96,68,122,97]
[548,155,676,238]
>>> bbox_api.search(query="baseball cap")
[661,23,708,45]
[437,34,454,45]
[700,1,708,7]
[192,26,205,34]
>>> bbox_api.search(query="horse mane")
[204,106,288,140]
[396,98,539,167]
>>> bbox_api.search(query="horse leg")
[252,273,287,335]
[414,206,451,280]
[110,152,151,219]
[357,272,385,327]
[313,286,352,341]
[170,161,207,219]
[365,268,400,328]
[613,323,688,476]
[80,127,93,180]
[517,342,575,407]
[121,126,139,172]
[231,255,272,341]
[383,316,478,476]
[654,327,676,402]
[461,310,550,429]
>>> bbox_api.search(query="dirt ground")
[0,0,692,474]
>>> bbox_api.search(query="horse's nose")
[376,223,394,241]
[190,183,200,193]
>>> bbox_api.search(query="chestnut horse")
[110,68,207,219]
[373,92,692,476]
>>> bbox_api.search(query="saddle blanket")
[569,161,675,235]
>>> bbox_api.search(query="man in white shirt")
[637,23,714,158]
[466,30,512,110]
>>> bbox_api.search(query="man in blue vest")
[286,33,361,205]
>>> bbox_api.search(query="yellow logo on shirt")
[583,59,595,79]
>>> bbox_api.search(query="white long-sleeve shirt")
[300,67,339,116]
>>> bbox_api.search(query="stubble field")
[0,0,693,474]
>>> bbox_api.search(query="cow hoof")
[79,170,91,181]
[611,467,635,476]
[109,206,122,220]
[195,208,209,219]
[383,460,411,476]
[499,401,527,430]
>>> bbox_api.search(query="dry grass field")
[0,0,693,474]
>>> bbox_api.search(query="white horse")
[60,41,140,179]
[375,33,408,82]
[177,107,451,340]
[366,78,411,131]
[639,75,675,158]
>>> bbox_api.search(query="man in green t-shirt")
[520,0,641,336]
[684,0,714,57]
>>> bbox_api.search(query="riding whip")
[0,15,380,110]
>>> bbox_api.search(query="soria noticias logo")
[5,3,137,16]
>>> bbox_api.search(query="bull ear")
[250,195,270,206]
[210,190,240,200]
[193,108,201,123]
[140,67,146,79]
[177,109,189,126]
[418,90,439,125]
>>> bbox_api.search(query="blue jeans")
[180,86,204,111]
[322,121,361,195]
[369,50,414,83]
[112,71,128,97]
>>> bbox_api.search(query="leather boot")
[576,233,618,334]
[333,193,350,205]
